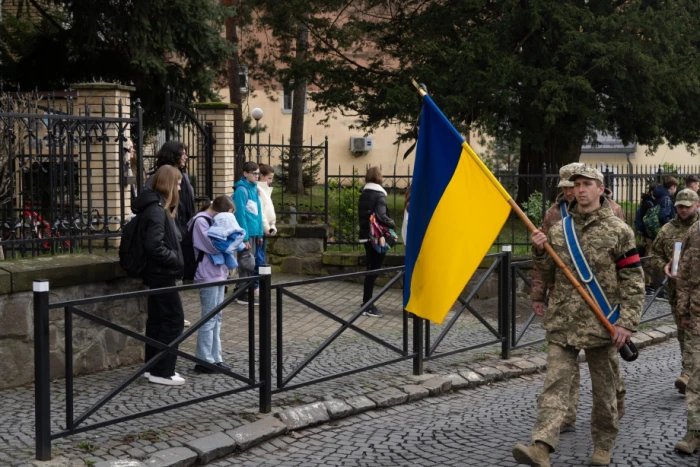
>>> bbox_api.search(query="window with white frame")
[282,82,307,114]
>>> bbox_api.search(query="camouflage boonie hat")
[557,163,584,188]
[675,188,700,207]
[569,165,604,183]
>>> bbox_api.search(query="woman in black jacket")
[133,165,186,386]
[357,167,395,318]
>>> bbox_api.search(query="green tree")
[0,0,232,128]
[287,0,700,201]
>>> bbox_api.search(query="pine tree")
[0,0,232,129]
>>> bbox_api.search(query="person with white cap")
[649,188,700,396]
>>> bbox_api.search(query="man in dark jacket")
[653,176,678,227]
[357,167,395,318]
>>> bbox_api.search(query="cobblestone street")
[216,339,695,467]
[0,270,675,465]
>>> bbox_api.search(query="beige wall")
[581,142,700,174]
[217,87,488,182]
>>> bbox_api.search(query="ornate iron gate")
[163,90,214,202]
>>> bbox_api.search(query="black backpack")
[119,214,147,278]
[182,214,213,281]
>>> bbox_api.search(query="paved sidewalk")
[218,339,695,467]
[0,271,674,465]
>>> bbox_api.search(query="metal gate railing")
[162,90,214,202]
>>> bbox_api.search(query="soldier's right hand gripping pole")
[508,199,639,362]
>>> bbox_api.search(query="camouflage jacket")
[530,193,626,302]
[676,221,700,336]
[649,212,700,308]
[532,198,644,348]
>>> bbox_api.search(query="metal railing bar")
[52,382,263,440]
[640,312,672,325]
[272,355,414,394]
[280,272,404,387]
[68,298,252,428]
[424,338,502,361]
[50,276,260,309]
[271,266,404,289]
[514,311,538,347]
[280,288,406,356]
[425,256,503,355]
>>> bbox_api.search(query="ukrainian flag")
[404,95,512,324]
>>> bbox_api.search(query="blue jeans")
[254,237,267,290]
[195,285,225,364]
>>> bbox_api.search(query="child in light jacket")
[188,195,240,374]
[255,164,278,285]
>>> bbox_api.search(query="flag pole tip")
[411,79,427,97]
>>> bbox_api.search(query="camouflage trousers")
[532,343,620,451]
[672,305,692,377]
[562,354,626,426]
[685,333,700,430]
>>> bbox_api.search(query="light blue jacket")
[232,178,264,240]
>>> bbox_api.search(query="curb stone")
[93,322,680,466]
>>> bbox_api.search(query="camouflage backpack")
[642,205,662,239]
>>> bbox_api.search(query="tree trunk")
[224,0,246,180]
[287,13,309,195]
[516,129,584,204]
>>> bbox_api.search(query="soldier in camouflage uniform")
[648,189,699,394]
[674,217,700,454]
[513,166,644,467]
[530,164,627,432]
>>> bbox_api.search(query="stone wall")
[0,254,147,389]
[267,224,329,274]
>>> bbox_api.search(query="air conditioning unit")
[350,136,373,152]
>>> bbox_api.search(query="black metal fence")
[33,275,268,460]
[234,136,329,225]
[323,163,700,252]
[0,90,143,257]
[325,164,412,251]
[33,253,519,459]
[160,90,214,203]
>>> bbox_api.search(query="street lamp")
[252,107,264,164]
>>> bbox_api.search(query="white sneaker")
[184,319,191,327]
[142,371,179,379]
[148,374,185,386]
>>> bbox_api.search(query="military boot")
[675,374,689,395]
[675,430,700,454]
[512,441,550,467]
[590,447,611,465]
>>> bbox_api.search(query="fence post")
[205,122,214,201]
[33,279,51,460]
[499,252,512,360]
[258,265,273,413]
[412,313,423,375]
[324,136,329,251]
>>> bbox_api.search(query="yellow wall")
[217,88,487,182]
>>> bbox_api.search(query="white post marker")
[259,266,272,275]
[502,245,512,253]
[33,280,50,292]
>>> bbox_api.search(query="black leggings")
[363,242,386,305]
[145,280,184,377]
